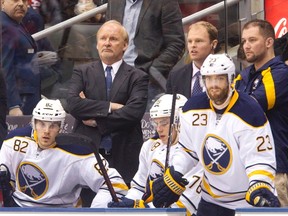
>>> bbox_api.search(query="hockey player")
[109,94,202,216]
[0,98,128,207]
[142,54,280,216]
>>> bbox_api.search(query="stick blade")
[55,133,96,153]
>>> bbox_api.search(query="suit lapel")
[135,0,151,35]
[110,62,129,99]
[111,0,126,22]
[185,64,193,98]
[19,23,38,51]
[93,62,107,100]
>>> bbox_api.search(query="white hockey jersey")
[126,136,202,215]
[172,91,277,210]
[0,135,128,207]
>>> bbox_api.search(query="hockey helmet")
[201,53,235,85]
[150,94,187,123]
[32,99,66,129]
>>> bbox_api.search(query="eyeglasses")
[151,119,170,128]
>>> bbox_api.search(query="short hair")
[97,20,129,43]
[242,19,275,40]
[189,21,218,41]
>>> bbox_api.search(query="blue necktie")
[192,71,202,96]
[105,66,113,98]
[100,66,113,153]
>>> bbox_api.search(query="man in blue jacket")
[234,19,288,207]
[1,0,40,116]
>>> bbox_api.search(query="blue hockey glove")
[142,166,188,207]
[245,182,280,207]
[108,197,148,208]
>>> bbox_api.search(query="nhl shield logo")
[202,135,232,175]
[17,163,48,199]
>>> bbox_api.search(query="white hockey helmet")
[150,94,187,123]
[201,53,235,86]
[32,99,66,129]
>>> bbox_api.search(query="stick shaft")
[164,91,177,171]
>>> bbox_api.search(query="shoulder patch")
[183,93,210,112]
[229,92,267,127]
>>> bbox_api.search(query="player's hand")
[32,51,58,67]
[108,197,148,208]
[82,119,97,127]
[245,182,280,207]
[9,107,23,116]
[142,166,188,207]
[74,0,96,15]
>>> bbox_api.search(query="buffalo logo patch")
[202,135,232,175]
[17,163,48,199]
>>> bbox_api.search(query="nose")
[17,0,25,5]
[104,38,111,46]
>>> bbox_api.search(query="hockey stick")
[55,133,119,202]
[164,91,177,171]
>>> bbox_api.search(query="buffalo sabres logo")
[202,135,232,175]
[252,78,260,91]
[149,159,164,181]
[17,163,48,199]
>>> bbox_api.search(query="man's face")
[96,23,128,65]
[187,25,216,68]
[2,0,28,23]
[35,120,60,149]
[203,74,230,105]
[241,26,268,64]
[151,117,171,144]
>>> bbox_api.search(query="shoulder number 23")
[257,135,273,152]
[192,113,207,126]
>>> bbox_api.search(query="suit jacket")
[1,11,40,115]
[67,60,149,183]
[106,0,185,77]
[0,71,7,146]
[166,63,193,98]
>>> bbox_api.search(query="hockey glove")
[108,197,148,208]
[245,182,280,207]
[142,166,188,207]
[0,164,14,207]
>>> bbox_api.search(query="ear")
[211,40,218,51]
[266,37,274,48]
[123,41,128,52]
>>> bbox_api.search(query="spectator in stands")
[0,70,7,147]
[235,19,288,207]
[166,21,218,98]
[106,0,185,110]
[1,0,40,116]
[67,20,148,205]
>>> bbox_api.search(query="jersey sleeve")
[126,140,152,200]
[237,120,277,188]
[172,112,199,175]
[78,154,128,207]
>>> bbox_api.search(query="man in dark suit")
[166,21,218,98]
[1,0,40,116]
[106,0,185,109]
[0,71,7,147]
[67,20,148,186]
